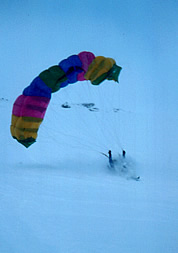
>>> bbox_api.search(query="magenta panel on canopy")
[77,51,95,81]
[12,95,50,119]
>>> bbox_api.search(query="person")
[108,150,114,168]
[122,150,126,158]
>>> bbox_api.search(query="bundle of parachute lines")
[11,51,122,148]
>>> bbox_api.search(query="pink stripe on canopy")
[77,51,95,81]
[12,95,50,119]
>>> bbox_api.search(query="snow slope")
[1,87,177,253]
[1,1,178,252]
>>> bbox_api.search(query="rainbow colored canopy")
[10,51,122,148]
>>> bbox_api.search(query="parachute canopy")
[10,51,122,148]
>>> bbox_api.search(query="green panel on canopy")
[107,64,122,82]
[39,66,67,93]
[13,137,36,148]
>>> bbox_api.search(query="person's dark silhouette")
[108,150,114,168]
[122,150,126,158]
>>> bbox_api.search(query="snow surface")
[1,1,178,252]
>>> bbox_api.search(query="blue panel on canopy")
[23,76,52,98]
[59,55,83,84]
